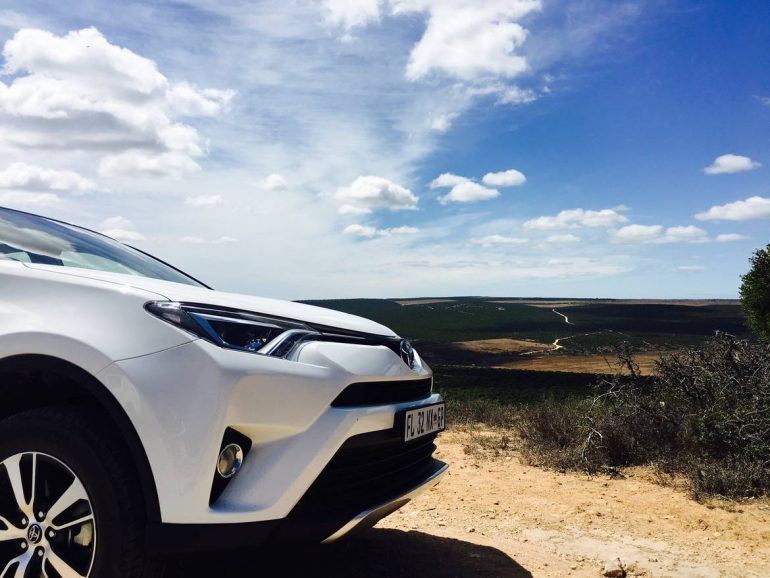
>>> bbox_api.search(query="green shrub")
[516,334,770,498]
[740,244,770,341]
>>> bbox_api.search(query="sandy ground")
[496,351,664,375]
[178,430,769,577]
[489,300,741,307]
[454,338,552,355]
[395,298,457,305]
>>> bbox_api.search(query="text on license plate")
[404,403,445,442]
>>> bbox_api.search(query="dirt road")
[179,430,770,577]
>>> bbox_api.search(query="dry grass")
[496,351,665,376]
[393,299,457,306]
[452,338,550,355]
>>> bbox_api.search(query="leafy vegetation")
[515,335,770,498]
[302,297,747,351]
[740,244,770,341]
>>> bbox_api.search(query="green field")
[301,297,748,352]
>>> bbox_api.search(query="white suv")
[0,207,446,577]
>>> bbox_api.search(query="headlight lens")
[145,301,315,354]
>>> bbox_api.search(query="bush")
[741,244,770,341]
[516,334,770,498]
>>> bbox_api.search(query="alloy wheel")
[0,452,96,577]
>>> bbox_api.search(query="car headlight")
[145,301,317,355]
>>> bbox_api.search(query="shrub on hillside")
[740,244,770,341]
[517,334,770,498]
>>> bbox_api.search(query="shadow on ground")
[173,529,531,577]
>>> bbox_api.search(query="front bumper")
[98,337,443,529]
[147,457,448,553]
[321,459,448,543]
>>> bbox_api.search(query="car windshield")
[0,207,206,287]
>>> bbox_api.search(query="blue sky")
[0,0,767,299]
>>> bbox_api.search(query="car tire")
[0,406,164,578]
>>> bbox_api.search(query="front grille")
[292,429,440,517]
[331,378,432,407]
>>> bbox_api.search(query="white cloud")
[429,172,470,188]
[610,224,709,245]
[256,173,289,191]
[323,0,382,29]
[695,196,770,221]
[524,207,628,230]
[471,234,528,247]
[482,168,526,187]
[334,175,417,212]
[343,223,419,238]
[180,236,206,244]
[98,216,146,242]
[429,113,457,132]
[0,163,96,193]
[610,224,662,244]
[664,225,709,244]
[677,265,705,272]
[495,85,538,104]
[438,181,499,204]
[213,236,238,244]
[546,233,581,244]
[343,223,377,237]
[392,0,542,82]
[338,204,372,215]
[185,194,226,207]
[166,83,235,117]
[715,233,748,243]
[703,154,761,175]
[99,216,135,230]
[102,229,146,242]
[0,27,232,178]
[0,191,59,207]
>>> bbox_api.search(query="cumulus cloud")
[338,204,372,215]
[438,181,499,204]
[391,0,542,82]
[0,163,96,193]
[482,168,526,187]
[256,173,289,191]
[610,224,709,245]
[343,223,377,237]
[695,196,770,221]
[0,27,233,178]
[703,154,761,175]
[546,233,581,244]
[715,233,748,243]
[524,207,628,230]
[343,223,419,238]
[98,216,146,242]
[185,194,226,207]
[470,234,528,247]
[323,0,382,29]
[334,175,417,213]
[429,173,470,188]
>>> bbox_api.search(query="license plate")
[403,402,445,443]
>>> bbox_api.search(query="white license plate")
[403,402,445,442]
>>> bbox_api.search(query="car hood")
[23,264,398,338]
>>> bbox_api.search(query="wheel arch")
[0,354,161,523]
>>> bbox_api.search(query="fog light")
[217,444,244,479]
